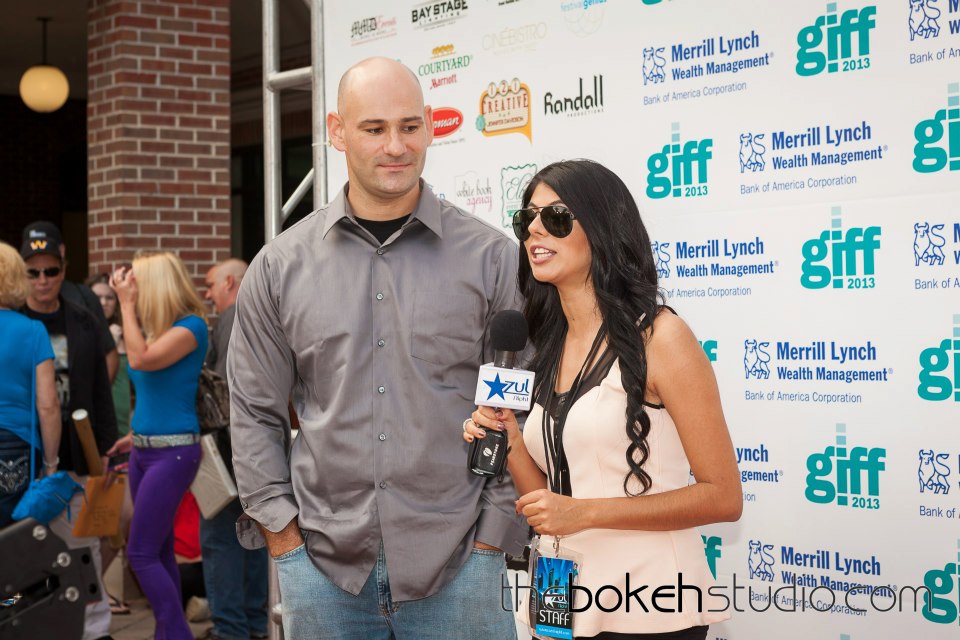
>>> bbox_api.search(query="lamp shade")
[19,65,70,113]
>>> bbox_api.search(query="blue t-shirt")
[129,314,208,436]
[0,310,55,447]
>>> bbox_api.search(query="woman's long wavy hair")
[518,159,663,496]
[132,251,206,342]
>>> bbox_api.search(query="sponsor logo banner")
[477,79,532,141]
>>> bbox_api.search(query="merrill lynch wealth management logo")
[917,449,953,494]
[748,540,776,582]
[739,133,767,173]
[908,0,943,40]
[743,339,771,380]
[800,206,881,290]
[805,424,885,509]
[914,222,948,266]
[645,123,713,199]
[913,83,960,173]
[642,47,667,85]
[796,3,877,76]
[917,314,960,402]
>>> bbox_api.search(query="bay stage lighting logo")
[806,424,885,509]
[917,314,960,402]
[702,535,722,579]
[920,540,960,625]
[500,163,537,228]
[349,15,398,45]
[913,83,960,173]
[543,75,604,118]
[917,449,953,495]
[645,123,713,199]
[477,78,532,142]
[411,0,469,31]
[418,44,472,90]
[800,207,881,290]
[796,3,877,76]
[559,0,606,37]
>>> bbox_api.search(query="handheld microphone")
[468,310,535,477]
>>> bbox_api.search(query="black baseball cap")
[20,221,64,260]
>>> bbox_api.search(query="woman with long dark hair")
[464,160,742,640]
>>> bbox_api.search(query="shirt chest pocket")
[410,290,484,367]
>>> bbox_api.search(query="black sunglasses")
[511,205,576,241]
[26,267,62,279]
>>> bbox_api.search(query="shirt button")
[376,248,384,255]
[376,292,384,300]
[379,433,386,441]
[379,481,387,489]
[378,386,385,394]
[377,339,385,347]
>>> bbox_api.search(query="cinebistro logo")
[806,424,885,509]
[349,15,398,45]
[921,540,960,625]
[800,207,881,290]
[478,78,532,142]
[419,44,472,90]
[501,163,537,228]
[482,23,548,55]
[645,123,712,199]
[913,83,960,173]
[917,314,960,402]
[411,0,468,31]
[544,75,604,118]
[796,3,877,76]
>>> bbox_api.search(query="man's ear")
[423,105,434,146]
[327,112,347,151]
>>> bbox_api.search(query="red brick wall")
[87,0,231,283]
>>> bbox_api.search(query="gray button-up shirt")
[227,183,529,601]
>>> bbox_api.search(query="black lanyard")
[540,326,607,497]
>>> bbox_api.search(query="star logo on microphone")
[484,373,509,400]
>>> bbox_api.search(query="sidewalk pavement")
[109,598,211,640]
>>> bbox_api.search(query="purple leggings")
[128,443,201,640]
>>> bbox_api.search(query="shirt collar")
[321,180,444,240]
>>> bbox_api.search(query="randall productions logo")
[806,423,885,509]
[920,540,960,625]
[917,314,960,402]
[432,107,463,139]
[645,122,713,199]
[418,44,472,90]
[411,0,469,31]
[544,75,604,118]
[349,15,398,45]
[796,3,877,76]
[477,78,532,142]
[500,163,537,227]
[913,83,960,173]
[800,207,881,290]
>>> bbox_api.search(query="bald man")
[228,58,526,639]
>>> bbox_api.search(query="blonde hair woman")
[106,251,208,640]
[0,242,61,527]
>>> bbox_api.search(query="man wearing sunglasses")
[19,223,118,640]
[229,57,527,639]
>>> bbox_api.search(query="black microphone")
[468,310,534,477]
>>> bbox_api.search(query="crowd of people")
[2,56,742,640]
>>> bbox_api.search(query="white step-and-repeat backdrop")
[321,1,959,638]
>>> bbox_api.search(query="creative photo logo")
[500,163,537,227]
[418,44,472,90]
[917,314,960,402]
[796,3,877,76]
[800,206,881,290]
[349,15,398,45]
[913,83,960,173]
[917,449,953,494]
[909,0,943,40]
[477,78,532,142]
[805,424,885,509]
[920,540,960,624]
[411,0,469,31]
[645,123,713,199]
[543,75,604,118]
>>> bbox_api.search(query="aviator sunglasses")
[511,205,576,242]
[26,267,62,279]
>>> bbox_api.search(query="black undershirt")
[355,214,410,245]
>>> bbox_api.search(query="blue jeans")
[200,499,269,640]
[0,429,33,529]
[275,544,517,640]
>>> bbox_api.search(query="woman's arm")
[467,407,548,496]
[518,312,742,536]
[35,359,61,475]
[112,266,198,371]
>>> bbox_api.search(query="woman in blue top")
[0,242,61,527]
[107,251,207,640]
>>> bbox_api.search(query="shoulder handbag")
[196,367,230,433]
[11,361,83,525]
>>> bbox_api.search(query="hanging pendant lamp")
[19,17,70,113]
